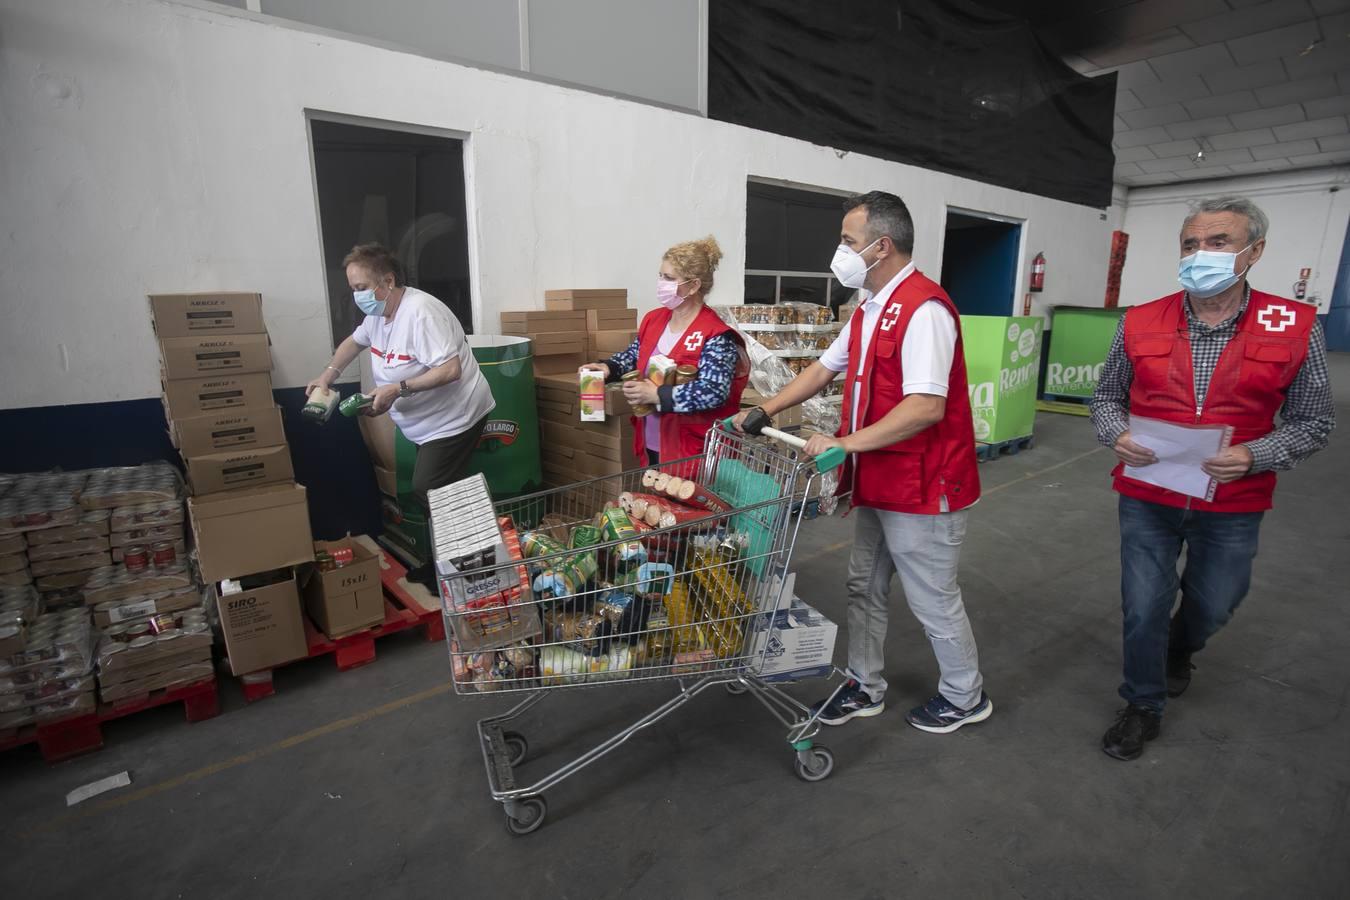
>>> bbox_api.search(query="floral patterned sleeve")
[655,333,741,413]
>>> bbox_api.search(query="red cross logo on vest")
[683,331,705,352]
[1257,304,1296,333]
[879,302,904,332]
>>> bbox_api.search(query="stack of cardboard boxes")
[535,374,639,486]
[148,292,315,675]
[500,290,641,487]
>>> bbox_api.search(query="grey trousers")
[845,504,984,710]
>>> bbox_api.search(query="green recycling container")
[961,315,1043,444]
[463,335,544,502]
[1043,306,1126,399]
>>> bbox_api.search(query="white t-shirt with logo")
[819,263,956,432]
[351,287,495,445]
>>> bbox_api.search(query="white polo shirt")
[820,263,957,433]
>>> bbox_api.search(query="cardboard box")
[586,308,639,332]
[214,572,308,676]
[357,411,397,472]
[185,444,294,496]
[499,310,587,332]
[373,464,397,499]
[588,329,637,356]
[304,538,384,638]
[172,406,286,456]
[533,352,587,375]
[544,289,628,311]
[160,333,272,380]
[162,373,274,419]
[747,583,838,682]
[148,292,266,338]
[92,585,199,628]
[189,483,314,583]
[519,332,588,357]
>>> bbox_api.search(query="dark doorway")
[745,180,854,315]
[309,118,473,348]
[941,209,1022,317]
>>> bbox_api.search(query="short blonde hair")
[663,235,723,295]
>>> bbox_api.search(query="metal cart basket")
[432,423,846,835]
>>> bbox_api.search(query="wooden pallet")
[976,435,1035,462]
[0,677,220,763]
[1036,398,1092,417]
[237,537,443,702]
[1040,392,1092,404]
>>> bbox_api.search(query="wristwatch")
[398,380,413,399]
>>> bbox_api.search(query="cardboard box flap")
[188,482,307,520]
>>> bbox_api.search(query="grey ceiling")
[981,0,1350,187]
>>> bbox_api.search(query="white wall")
[0,0,1112,411]
[1116,168,1350,311]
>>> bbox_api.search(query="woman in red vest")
[582,236,748,466]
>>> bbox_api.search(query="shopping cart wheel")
[725,681,748,695]
[502,731,529,767]
[793,745,835,783]
[504,797,547,836]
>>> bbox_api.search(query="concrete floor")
[3,357,1348,899]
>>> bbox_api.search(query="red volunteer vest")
[836,271,981,515]
[632,304,749,464]
[1114,289,1316,513]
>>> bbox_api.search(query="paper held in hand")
[1124,415,1234,502]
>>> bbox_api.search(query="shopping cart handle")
[760,426,846,473]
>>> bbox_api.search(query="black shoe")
[1167,653,1194,698]
[1101,705,1162,761]
[810,679,885,726]
[405,563,438,592]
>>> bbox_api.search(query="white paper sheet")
[1123,415,1232,501]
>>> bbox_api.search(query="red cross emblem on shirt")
[683,331,705,352]
[1257,305,1296,333]
[879,302,903,332]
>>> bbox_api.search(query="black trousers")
[411,414,489,509]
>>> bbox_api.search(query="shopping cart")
[432,422,847,835]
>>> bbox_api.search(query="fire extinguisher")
[1030,252,1046,293]
[1293,267,1310,300]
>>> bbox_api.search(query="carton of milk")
[747,580,837,681]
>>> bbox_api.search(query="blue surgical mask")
[1178,245,1252,299]
[354,287,385,316]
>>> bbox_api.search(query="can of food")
[151,542,177,568]
[126,623,150,638]
[674,365,699,385]
[622,371,656,416]
[331,548,354,568]
[123,546,150,573]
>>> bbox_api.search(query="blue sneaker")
[905,692,993,734]
[811,679,885,726]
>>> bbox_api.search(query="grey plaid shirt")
[1090,287,1335,474]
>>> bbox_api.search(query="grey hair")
[842,191,915,254]
[1183,196,1269,243]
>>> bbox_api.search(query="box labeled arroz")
[148,292,265,338]
[159,334,272,380]
[747,590,837,681]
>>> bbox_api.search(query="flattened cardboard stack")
[535,373,639,487]
[149,292,313,675]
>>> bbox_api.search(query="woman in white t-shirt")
[307,244,494,580]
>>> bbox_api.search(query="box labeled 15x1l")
[303,538,384,638]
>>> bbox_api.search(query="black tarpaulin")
[708,0,1116,209]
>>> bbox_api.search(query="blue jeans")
[1117,495,1263,714]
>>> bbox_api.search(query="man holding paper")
[1090,196,1334,761]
